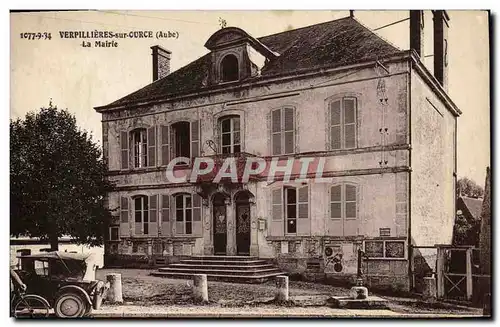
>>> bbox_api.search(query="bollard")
[192,274,208,303]
[422,277,437,301]
[106,273,123,303]
[275,276,289,302]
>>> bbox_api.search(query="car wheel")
[54,293,85,318]
[83,303,92,317]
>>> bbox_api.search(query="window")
[131,129,148,168]
[364,240,405,259]
[170,121,200,163]
[330,97,357,150]
[134,196,149,235]
[175,194,193,235]
[271,107,295,155]
[109,226,119,241]
[220,54,239,82]
[275,186,308,235]
[330,184,358,220]
[219,116,241,154]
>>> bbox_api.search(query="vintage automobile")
[11,251,109,318]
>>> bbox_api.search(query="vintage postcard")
[9,10,491,319]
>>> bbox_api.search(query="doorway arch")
[234,191,253,255]
[212,193,227,255]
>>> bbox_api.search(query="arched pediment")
[205,27,251,50]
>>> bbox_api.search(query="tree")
[10,104,113,250]
[456,177,484,198]
[452,211,480,246]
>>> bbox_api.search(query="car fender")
[57,285,92,306]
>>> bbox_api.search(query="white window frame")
[363,239,407,260]
[271,107,296,156]
[131,129,148,168]
[219,116,241,154]
[329,97,358,150]
[175,194,193,235]
[134,195,149,235]
[330,183,358,221]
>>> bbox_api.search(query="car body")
[12,251,109,318]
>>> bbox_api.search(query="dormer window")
[220,54,239,82]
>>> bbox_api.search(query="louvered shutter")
[297,185,310,236]
[149,195,158,236]
[169,124,176,160]
[191,120,200,158]
[192,194,202,237]
[344,98,356,148]
[147,126,157,167]
[344,184,358,236]
[328,185,343,236]
[175,196,184,235]
[271,109,281,155]
[160,125,170,166]
[120,131,129,170]
[269,188,284,236]
[161,194,171,236]
[284,107,295,154]
[330,100,341,150]
[120,197,129,236]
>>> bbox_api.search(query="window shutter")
[120,131,129,170]
[191,120,200,158]
[147,126,157,167]
[169,124,176,160]
[330,100,341,150]
[192,193,202,237]
[161,194,171,237]
[271,109,282,155]
[344,98,356,148]
[283,107,295,154]
[160,125,170,166]
[269,188,284,236]
[149,195,158,236]
[297,185,310,236]
[328,185,343,237]
[120,197,129,236]
[344,184,359,236]
[175,196,184,235]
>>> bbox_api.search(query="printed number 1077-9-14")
[20,32,52,40]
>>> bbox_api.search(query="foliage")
[452,211,480,246]
[10,104,113,248]
[456,177,484,198]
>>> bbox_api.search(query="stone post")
[192,274,208,303]
[422,277,437,301]
[106,273,123,303]
[275,276,289,302]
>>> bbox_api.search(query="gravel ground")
[96,268,483,316]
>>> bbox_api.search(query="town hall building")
[94,11,460,292]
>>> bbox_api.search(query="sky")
[10,10,490,184]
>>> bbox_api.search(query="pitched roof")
[458,196,484,221]
[98,17,401,110]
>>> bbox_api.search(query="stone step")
[151,270,286,283]
[168,263,275,270]
[158,267,281,276]
[190,255,259,261]
[179,259,269,266]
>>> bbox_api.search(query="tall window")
[220,54,239,82]
[175,194,193,235]
[134,195,149,234]
[171,122,190,160]
[330,184,357,220]
[131,129,147,168]
[280,186,309,235]
[271,107,295,155]
[220,116,241,154]
[330,97,357,150]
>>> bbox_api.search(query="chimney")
[432,10,450,91]
[151,45,171,82]
[409,10,425,58]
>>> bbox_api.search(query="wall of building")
[410,69,456,249]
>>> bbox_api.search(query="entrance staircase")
[151,255,286,283]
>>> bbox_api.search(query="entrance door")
[213,194,227,255]
[235,192,251,255]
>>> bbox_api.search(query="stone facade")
[95,21,459,293]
